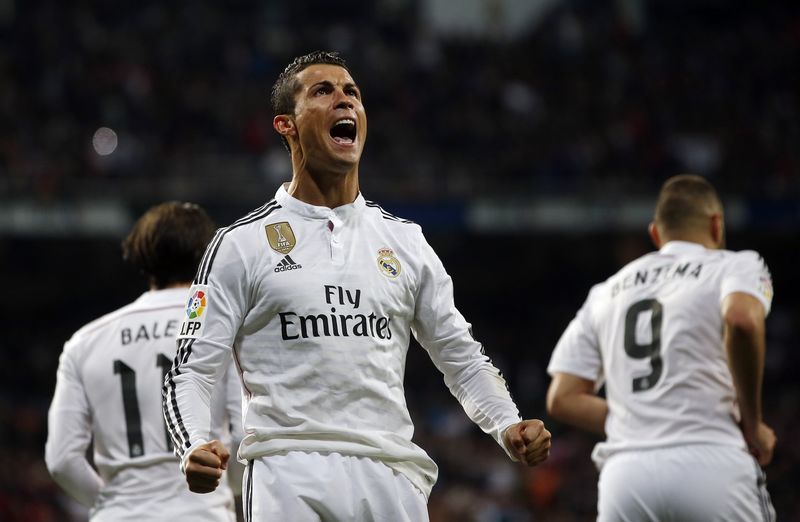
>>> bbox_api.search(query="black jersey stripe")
[163,338,195,455]
[472,326,515,399]
[174,338,195,453]
[195,200,279,284]
[365,201,414,223]
[162,340,187,453]
[245,460,254,522]
[196,201,281,285]
[163,338,190,454]
[194,228,225,285]
[195,200,276,283]
[364,201,415,224]
[753,461,774,522]
[161,378,182,455]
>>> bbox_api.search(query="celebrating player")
[162,51,551,520]
[46,202,242,521]
[546,175,776,521]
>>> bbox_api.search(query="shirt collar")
[275,183,366,220]
[659,240,708,255]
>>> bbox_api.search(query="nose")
[335,99,354,110]
[334,89,354,110]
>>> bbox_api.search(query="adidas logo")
[274,255,302,273]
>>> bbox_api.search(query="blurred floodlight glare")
[92,127,118,155]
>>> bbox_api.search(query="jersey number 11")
[113,354,175,457]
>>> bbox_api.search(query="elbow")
[45,439,79,484]
[723,308,760,336]
[45,451,70,483]
[545,387,566,422]
[722,293,765,336]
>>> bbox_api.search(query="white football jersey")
[547,241,773,468]
[163,185,521,498]
[46,288,241,521]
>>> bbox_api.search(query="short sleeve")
[547,286,604,384]
[720,250,773,316]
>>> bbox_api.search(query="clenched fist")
[185,440,230,493]
[503,419,551,466]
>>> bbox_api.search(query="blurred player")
[162,51,551,521]
[46,202,243,521]
[546,175,776,521]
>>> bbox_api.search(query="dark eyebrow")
[309,80,360,93]
[310,80,334,90]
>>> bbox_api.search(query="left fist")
[503,419,551,466]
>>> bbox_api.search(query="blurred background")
[1,0,798,520]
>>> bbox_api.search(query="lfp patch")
[178,286,209,339]
[186,290,207,319]
[758,273,773,302]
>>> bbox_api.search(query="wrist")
[180,439,210,474]
[739,418,762,439]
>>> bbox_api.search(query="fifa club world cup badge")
[377,247,401,278]
[266,222,297,254]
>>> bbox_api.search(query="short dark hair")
[270,51,351,152]
[654,174,723,233]
[122,202,216,289]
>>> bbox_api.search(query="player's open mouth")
[330,118,356,145]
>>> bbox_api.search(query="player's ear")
[273,115,296,137]
[648,222,662,249]
[709,213,724,248]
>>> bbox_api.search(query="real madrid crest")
[377,247,401,278]
[265,222,297,254]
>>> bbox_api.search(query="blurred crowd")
[1,0,798,207]
[1,0,798,520]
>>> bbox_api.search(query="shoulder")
[616,251,660,275]
[602,251,658,284]
[722,248,766,263]
[362,200,425,253]
[216,199,284,241]
[586,281,609,301]
[65,300,140,353]
[196,200,284,276]
[363,199,418,228]
[719,248,769,272]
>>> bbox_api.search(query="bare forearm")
[549,393,608,436]
[725,322,765,437]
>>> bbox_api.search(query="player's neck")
[660,233,718,250]
[287,168,360,209]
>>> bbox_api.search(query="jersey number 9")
[623,299,663,392]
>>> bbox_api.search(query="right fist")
[746,422,776,467]
[503,419,552,466]
[185,439,230,493]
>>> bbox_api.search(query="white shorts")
[597,444,775,522]
[242,451,429,522]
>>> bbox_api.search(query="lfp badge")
[186,290,207,319]
[377,247,401,278]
